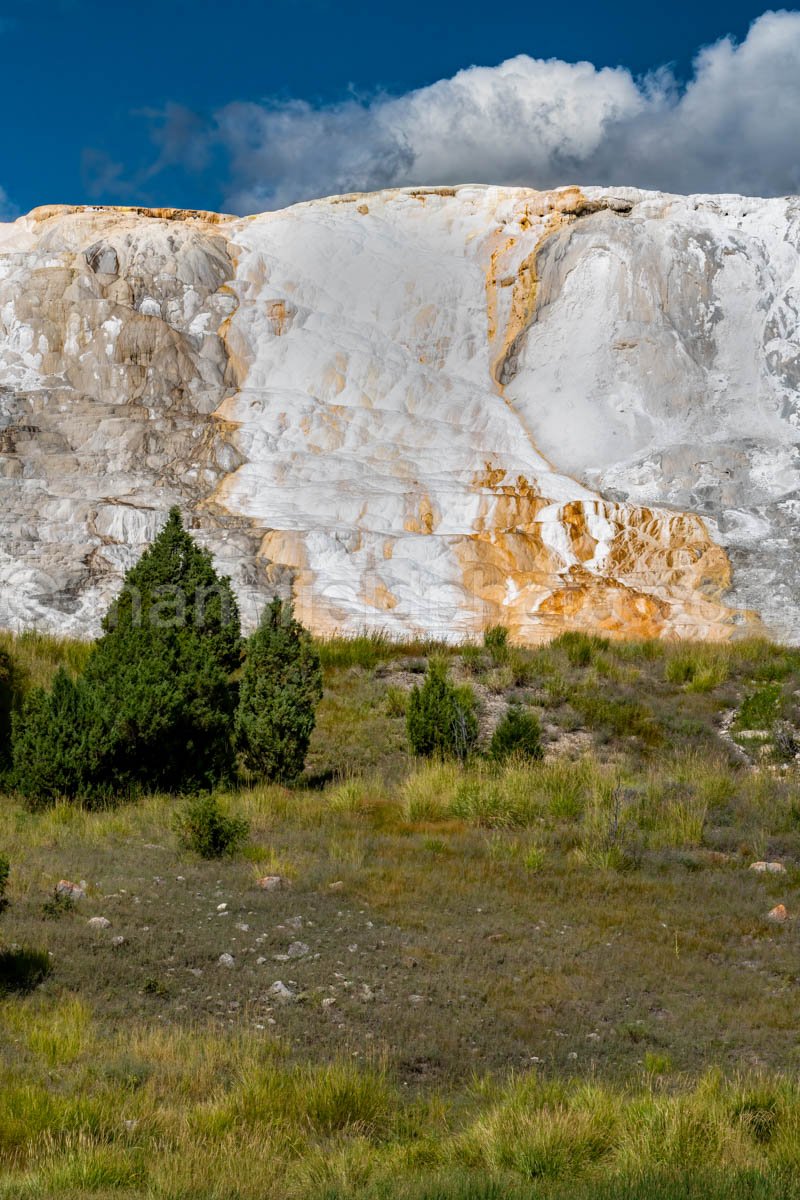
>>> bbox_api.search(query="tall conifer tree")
[234,598,322,782]
[85,507,242,792]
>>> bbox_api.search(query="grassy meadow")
[2,629,800,1198]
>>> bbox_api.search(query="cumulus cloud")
[139,9,800,211]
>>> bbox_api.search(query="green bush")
[0,945,51,993]
[174,793,249,858]
[483,625,510,664]
[234,598,323,782]
[0,853,8,912]
[0,648,19,770]
[11,669,104,807]
[407,658,479,760]
[490,704,543,761]
[735,684,783,731]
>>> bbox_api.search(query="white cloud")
[0,185,18,222]
[199,9,800,212]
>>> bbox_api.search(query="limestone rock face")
[0,186,798,642]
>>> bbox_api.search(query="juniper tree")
[82,507,242,793]
[234,597,323,782]
[406,657,478,760]
[0,650,16,773]
[489,703,543,762]
[11,668,100,806]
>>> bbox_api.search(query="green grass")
[1,628,800,1196]
[0,628,92,692]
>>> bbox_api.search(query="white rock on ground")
[268,980,295,1003]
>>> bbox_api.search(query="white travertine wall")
[0,185,798,642]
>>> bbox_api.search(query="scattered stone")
[285,915,303,931]
[257,876,288,892]
[235,922,250,932]
[256,956,267,965]
[750,861,787,875]
[216,902,227,911]
[268,980,295,1003]
[322,997,337,1010]
[56,880,85,901]
[328,881,344,891]
[111,936,125,947]
[286,941,310,959]
[218,953,235,968]
[87,916,111,929]
[409,994,425,1005]
[359,984,375,1002]
[766,904,788,923]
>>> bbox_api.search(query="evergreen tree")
[489,703,543,762]
[406,658,478,760]
[0,650,16,773]
[234,598,323,782]
[11,669,100,806]
[82,507,242,793]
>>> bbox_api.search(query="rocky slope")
[0,185,798,642]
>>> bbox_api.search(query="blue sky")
[1,0,799,215]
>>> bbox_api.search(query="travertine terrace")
[1,185,798,642]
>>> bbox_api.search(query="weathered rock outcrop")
[0,186,798,642]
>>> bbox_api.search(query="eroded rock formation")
[0,185,798,642]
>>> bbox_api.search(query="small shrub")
[142,977,170,997]
[0,945,51,993]
[42,888,76,919]
[407,658,478,760]
[483,625,510,664]
[460,644,487,675]
[0,853,8,912]
[735,684,783,731]
[507,648,539,687]
[490,705,544,762]
[174,793,249,858]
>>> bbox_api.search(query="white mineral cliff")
[0,185,798,642]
